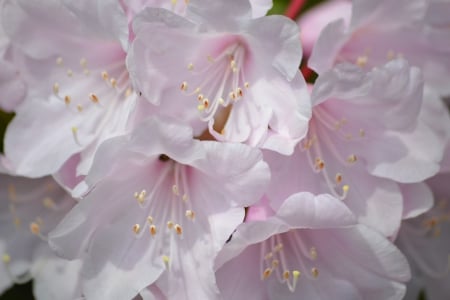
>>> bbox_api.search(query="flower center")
[179,43,250,133]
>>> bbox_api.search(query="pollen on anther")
[197,104,205,111]
[311,267,319,278]
[172,185,179,195]
[292,270,301,279]
[89,93,99,103]
[174,224,183,235]
[64,95,71,105]
[101,71,109,80]
[149,225,157,236]
[80,58,87,68]
[162,255,170,266]
[347,154,357,164]
[53,83,59,95]
[2,254,11,264]
[262,268,272,280]
[185,210,195,220]
[335,173,343,184]
[30,222,41,235]
[342,185,350,194]
[133,224,141,234]
[167,221,174,229]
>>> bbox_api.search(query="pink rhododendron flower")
[48,116,270,299]
[128,0,311,155]
[0,175,77,296]
[397,172,450,300]
[309,0,450,95]
[216,194,410,300]
[2,0,136,183]
[265,58,445,237]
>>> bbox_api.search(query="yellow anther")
[264,252,273,260]
[167,221,174,229]
[174,224,183,235]
[64,95,71,105]
[271,259,279,268]
[43,197,55,209]
[125,88,133,97]
[311,267,319,278]
[292,270,301,278]
[342,185,350,194]
[262,268,272,280]
[356,55,368,67]
[53,83,59,95]
[135,190,147,204]
[185,210,195,220]
[101,71,109,80]
[2,254,11,264]
[182,194,188,202]
[147,216,153,224]
[347,154,357,163]
[162,255,170,266]
[149,225,157,236]
[218,98,225,105]
[133,224,141,234]
[197,104,205,111]
[359,129,365,137]
[89,93,99,103]
[30,222,41,235]
[80,58,87,68]
[187,63,194,70]
[56,57,63,65]
[172,185,179,195]
[244,82,250,88]
[274,243,283,252]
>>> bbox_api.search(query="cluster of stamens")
[179,44,250,128]
[260,234,320,292]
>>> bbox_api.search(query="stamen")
[132,224,141,234]
[110,78,117,88]
[181,81,188,91]
[310,247,317,260]
[172,185,179,196]
[187,63,194,71]
[147,216,153,224]
[67,69,73,77]
[262,268,272,280]
[182,194,188,202]
[101,71,109,80]
[283,270,290,280]
[42,197,55,209]
[149,225,157,236]
[80,58,87,68]
[347,154,357,164]
[162,255,170,267]
[335,173,343,184]
[359,129,365,137]
[244,82,250,88]
[185,210,195,220]
[89,93,99,103]
[167,221,174,229]
[174,224,183,235]
[64,95,71,105]
[30,222,41,235]
[311,267,319,278]
[356,55,368,67]
[53,83,59,95]
[56,57,63,66]
[71,127,81,145]
[134,190,147,204]
[77,105,83,112]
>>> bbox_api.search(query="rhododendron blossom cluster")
[0,0,449,299]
